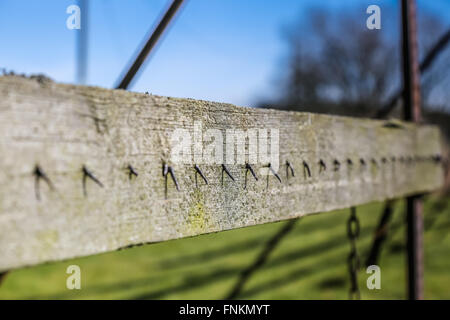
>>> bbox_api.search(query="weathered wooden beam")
[0,75,444,271]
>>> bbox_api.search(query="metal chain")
[347,207,361,300]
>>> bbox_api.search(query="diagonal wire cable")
[115,0,186,90]
[225,218,299,299]
[365,200,395,267]
[0,272,8,286]
[374,28,450,119]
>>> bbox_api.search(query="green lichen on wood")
[187,189,207,234]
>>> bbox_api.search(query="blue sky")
[1,0,449,107]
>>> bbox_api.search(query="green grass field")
[0,196,448,300]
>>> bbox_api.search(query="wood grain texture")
[0,75,444,271]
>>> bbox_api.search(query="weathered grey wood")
[0,75,444,271]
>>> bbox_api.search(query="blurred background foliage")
[260,7,450,138]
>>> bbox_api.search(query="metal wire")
[115,0,186,89]
[347,207,361,300]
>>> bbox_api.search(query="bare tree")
[261,6,450,118]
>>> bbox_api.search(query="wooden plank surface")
[0,75,444,271]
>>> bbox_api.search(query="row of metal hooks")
[32,153,441,200]
[162,153,441,193]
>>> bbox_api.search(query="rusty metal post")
[401,0,424,300]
